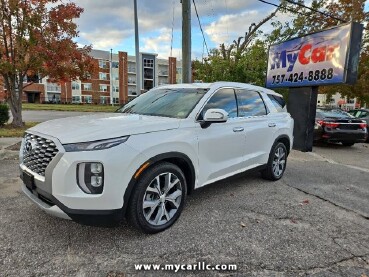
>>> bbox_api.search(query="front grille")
[22,133,59,176]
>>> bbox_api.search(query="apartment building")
[317,93,363,110]
[0,49,181,105]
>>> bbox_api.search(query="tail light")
[359,122,367,129]
[317,120,340,128]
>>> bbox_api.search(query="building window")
[99,72,108,80]
[113,86,119,93]
[112,74,119,80]
[143,58,154,68]
[348,99,355,104]
[72,96,81,104]
[99,60,107,69]
[82,95,92,104]
[83,83,92,91]
[72,82,80,90]
[113,97,119,104]
[99,84,108,92]
[100,96,109,104]
[112,61,119,68]
[27,74,41,83]
[48,94,60,103]
[128,66,136,73]
[144,68,154,79]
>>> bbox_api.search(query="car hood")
[28,113,181,144]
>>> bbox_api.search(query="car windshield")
[116,88,208,119]
[316,109,354,118]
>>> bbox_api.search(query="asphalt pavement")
[1,139,369,276]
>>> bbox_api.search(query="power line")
[285,0,347,23]
[257,0,347,24]
[256,0,306,17]
[192,0,210,56]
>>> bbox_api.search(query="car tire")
[342,142,355,146]
[261,142,288,181]
[127,162,187,234]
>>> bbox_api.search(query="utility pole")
[110,48,113,106]
[182,0,191,83]
[134,0,141,95]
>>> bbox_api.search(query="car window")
[348,110,357,116]
[200,88,237,119]
[236,89,267,117]
[316,109,354,118]
[116,88,207,119]
[267,94,286,112]
[359,111,368,118]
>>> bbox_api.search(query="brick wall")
[168,57,177,84]
[119,51,128,104]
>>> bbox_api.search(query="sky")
[73,0,369,60]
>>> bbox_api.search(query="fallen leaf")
[346,187,350,190]
[302,199,310,204]
[360,274,368,277]
[240,222,246,228]
[290,219,297,224]
[230,193,234,197]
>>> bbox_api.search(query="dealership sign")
[266,23,363,88]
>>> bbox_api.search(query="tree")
[193,7,281,85]
[0,0,96,127]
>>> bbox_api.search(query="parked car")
[314,108,368,146]
[348,109,369,142]
[19,82,294,233]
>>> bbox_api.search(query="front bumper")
[19,131,146,225]
[21,183,71,220]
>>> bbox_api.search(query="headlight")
[63,136,129,152]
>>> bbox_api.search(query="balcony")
[46,85,61,93]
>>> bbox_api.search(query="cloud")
[80,29,133,49]
[141,28,182,59]
[205,10,266,45]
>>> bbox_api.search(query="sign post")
[266,23,363,152]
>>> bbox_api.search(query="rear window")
[316,109,354,118]
[267,94,286,112]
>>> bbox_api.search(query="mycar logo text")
[270,38,341,72]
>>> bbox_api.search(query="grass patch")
[0,122,39,138]
[22,103,118,113]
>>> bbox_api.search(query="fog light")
[91,176,103,187]
[77,162,104,194]
[91,163,103,174]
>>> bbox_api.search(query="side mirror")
[203,108,228,123]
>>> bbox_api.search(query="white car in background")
[19,82,294,233]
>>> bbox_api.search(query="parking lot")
[1,140,369,276]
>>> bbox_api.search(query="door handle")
[233,127,244,132]
[268,123,276,127]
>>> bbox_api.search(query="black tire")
[342,142,355,147]
[127,162,187,234]
[261,142,288,181]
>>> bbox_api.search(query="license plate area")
[23,171,36,190]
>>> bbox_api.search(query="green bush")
[0,104,10,126]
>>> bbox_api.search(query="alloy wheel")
[272,146,286,178]
[142,172,182,226]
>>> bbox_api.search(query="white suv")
[20,82,294,233]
